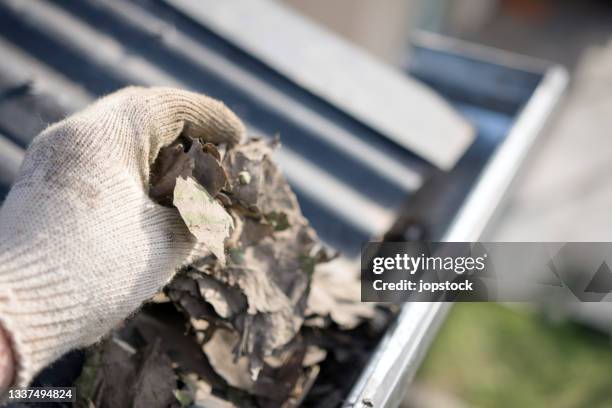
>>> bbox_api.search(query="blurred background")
[0,0,611,406]
[282,0,612,406]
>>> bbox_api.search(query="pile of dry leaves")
[74,135,391,407]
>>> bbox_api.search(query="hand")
[0,87,245,389]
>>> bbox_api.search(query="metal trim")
[346,64,569,407]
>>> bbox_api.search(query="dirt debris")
[75,135,390,407]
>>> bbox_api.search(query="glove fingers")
[71,86,245,171]
[146,87,246,149]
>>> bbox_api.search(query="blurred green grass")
[415,303,612,408]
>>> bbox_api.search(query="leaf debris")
[77,136,390,407]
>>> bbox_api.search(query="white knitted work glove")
[0,87,246,387]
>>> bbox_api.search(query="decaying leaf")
[84,338,176,408]
[188,139,228,197]
[181,373,237,408]
[149,144,193,206]
[173,176,233,264]
[307,258,377,329]
[222,141,266,210]
[203,329,255,391]
[195,274,247,319]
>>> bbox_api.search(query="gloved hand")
[0,87,245,389]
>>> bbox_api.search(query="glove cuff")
[0,246,90,388]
